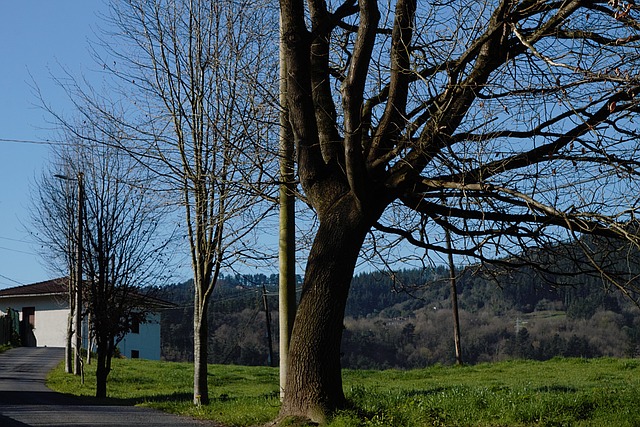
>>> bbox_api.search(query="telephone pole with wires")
[262,285,275,367]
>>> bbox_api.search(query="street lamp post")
[55,172,84,377]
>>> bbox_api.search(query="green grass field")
[47,357,640,426]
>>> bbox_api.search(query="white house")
[0,278,171,360]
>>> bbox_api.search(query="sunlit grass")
[48,357,640,426]
[338,358,640,427]
[47,358,280,426]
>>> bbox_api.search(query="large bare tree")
[92,0,280,404]
[278,0,640,422]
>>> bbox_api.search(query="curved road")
[0,347,215,426]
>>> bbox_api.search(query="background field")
[47,357,640,426]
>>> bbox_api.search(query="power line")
[0,137,64,146]
[0,236,32,244]
[0,245,36,256]
[0,274,22,285]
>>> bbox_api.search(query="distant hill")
[341,266,639,368]
[160,273,297,365]
[160,264,640,368]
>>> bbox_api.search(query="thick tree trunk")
[280,202,371,423]
[193,303,209,405]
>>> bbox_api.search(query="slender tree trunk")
[280,204,371,423]
[193,296,209,405]
[65,277,73,373]
[74,172,84,377]
[85,312,92,365]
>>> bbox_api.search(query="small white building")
[0,278,170,360]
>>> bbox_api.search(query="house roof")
[0,278,68,298]
[0,277,175,309]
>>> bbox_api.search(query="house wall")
[0,294,164,360]
[0,295,68,347]
[116,313,162,360]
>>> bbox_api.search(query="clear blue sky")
[0,1,107,288]
[0,1,384,290]
[0,1,283,290]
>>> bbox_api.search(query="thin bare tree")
[89,0,280,404]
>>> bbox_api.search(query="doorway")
[20,307,36,347]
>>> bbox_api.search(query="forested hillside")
[159,266,640,368]
[341,266,640,368]
[159,274,295,365]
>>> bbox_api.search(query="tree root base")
[261,415,320,427]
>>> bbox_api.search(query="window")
[131,350,139,359]
[131,317,140,334]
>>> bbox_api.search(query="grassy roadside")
[47,359,280,426]
[48,357,640,426]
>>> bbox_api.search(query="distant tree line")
[340,266,640,369]
[160,273,301,366]
[160,266,640,369]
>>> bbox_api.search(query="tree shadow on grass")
[71,391,195,407]
[0,389,195,408]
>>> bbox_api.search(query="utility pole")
[262,285,275,367]
[446,228,463,366]
[278,10,297,401]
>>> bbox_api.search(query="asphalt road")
[0,347,215,426]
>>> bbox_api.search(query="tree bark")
[65,277,73,374]
[280,196,373,422]
[85,312,92,365]
[95,338,109,398]
[74,172,84,377]
[193,298,209,405]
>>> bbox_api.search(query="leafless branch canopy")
[280,0,640,292]
[31,122,174,351]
